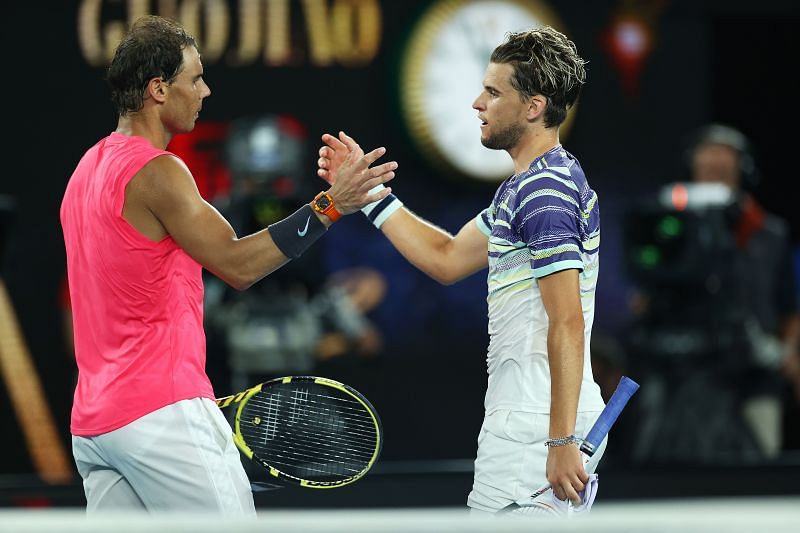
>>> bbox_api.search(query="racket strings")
[243,396,378,439]
[244,437,366,473]
[239,416,377,458]
[240,392,376,442]
[239,386,379,482]
[247,446,364,477]
[241,424,377,455]
[244,390,379,437]
[244,390,374,418]
[240,436,375,475]
[241,429,374,477]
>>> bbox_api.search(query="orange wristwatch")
[311,191,342,222]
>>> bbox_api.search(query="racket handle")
[579,376,639,457]
[522,377,639,504]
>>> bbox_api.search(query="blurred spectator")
[622,124,799,462]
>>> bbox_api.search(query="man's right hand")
[323,132,397,215]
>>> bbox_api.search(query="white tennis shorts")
[72,397,256,516]
[467,409,606,514]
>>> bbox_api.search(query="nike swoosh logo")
[297,216,311,237]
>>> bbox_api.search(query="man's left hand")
[546,444,589,505]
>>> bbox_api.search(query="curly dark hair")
[107,15,198,116]
[490,26,587,128]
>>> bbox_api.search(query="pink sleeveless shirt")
[61,132,214,436]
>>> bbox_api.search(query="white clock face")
[401,0,569,182]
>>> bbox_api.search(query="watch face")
[316,194,332,210]
[400,0,573,183]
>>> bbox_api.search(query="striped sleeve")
[515,172,584,278]
[474,206,493,237]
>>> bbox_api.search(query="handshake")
[312,131,402,226]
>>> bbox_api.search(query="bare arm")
[124,140,396,290]
[317,131,488,285]
[126,155,288,289]
[379,209,488,285]
[539,268,588,505]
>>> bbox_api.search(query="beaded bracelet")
[544,435,582,448]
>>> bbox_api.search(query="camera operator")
[688,124,800,456]
[623,124,799,462]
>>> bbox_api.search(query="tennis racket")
[527,375,640,500]
[216,375,383,489]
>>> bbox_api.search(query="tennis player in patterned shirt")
[317,26,606,517]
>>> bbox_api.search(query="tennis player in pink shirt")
[60,15,396,515]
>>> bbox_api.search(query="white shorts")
[72,397,256,516]
[467,409,606,513]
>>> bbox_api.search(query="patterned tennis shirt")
[475,145,605,414]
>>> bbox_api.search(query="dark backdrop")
[0,0,798,477]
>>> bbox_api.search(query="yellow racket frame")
[216,375,383,489]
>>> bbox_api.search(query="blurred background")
[1,0,799,510]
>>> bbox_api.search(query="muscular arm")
[379,208,488,285]
[539,268,588,504]
[124,135,394,290]
[125,155,294,290]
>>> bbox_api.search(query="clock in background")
[399,0,576,183]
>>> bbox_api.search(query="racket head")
[232,375,383,489]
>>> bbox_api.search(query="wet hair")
[490,26,587,128]
[106,15,198,115]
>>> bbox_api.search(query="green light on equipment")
[638,245,660,268]
[657,215,682,239]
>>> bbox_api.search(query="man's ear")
[146,77,168,104]
[527,94,547,122]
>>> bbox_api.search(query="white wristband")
[361,184,403,229]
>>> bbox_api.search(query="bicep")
[447,219,489,280]
[140,156,242,267]
[538,268,582,323]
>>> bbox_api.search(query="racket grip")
[579,376,639,457]
[522,376,639,504]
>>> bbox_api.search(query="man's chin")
[480,137,501,150]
